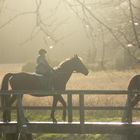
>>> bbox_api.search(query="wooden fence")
[0,90,140,140]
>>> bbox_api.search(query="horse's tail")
[1,73,14,90]
[1,73,14,122]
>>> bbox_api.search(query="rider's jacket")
[35,55,53,76]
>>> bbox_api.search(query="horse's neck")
[63,70,73,83]
[56,67,74,84]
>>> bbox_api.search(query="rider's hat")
[39,49,47,55]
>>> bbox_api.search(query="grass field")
[0,64,140,140]
[1,63,139,89]
[1,64,140,89]
[0,64,140,106]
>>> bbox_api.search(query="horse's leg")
[2,93,17,122]
[50,95,66,122]
[16,94,29,123]
[122,99,130,122]
[2,94,11,122]
[5,94,18,122]
[126,94,140,123]
[122,92,140,123]
[50,95,58,123]
[122,93,135,122]
[1,94,6,122]
[1,93,7,122]
[16,94,33,140]
[10,94,17,105]
[57,95,66,121]
[8,94,29,123]
[131,95,140,107]
[1,94,12,139]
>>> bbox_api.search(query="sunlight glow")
[126,44,133,48]
[134,22,139,26]
[115,6,119,10]
[87,6,91,10]
[49,45,54,49]
[85,24,89,28]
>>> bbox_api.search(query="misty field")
[0,63,140,107]
[0,64,140,105]
[1,64,140,140]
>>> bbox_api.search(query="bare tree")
[64,0,140,68]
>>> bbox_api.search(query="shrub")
[22,62,36,72]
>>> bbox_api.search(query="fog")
[0,0,89,63]
[0,0,139,69]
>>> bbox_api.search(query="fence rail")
[0,89,129,95]
[0,90,140,140]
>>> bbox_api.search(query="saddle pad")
[35,74,52,90]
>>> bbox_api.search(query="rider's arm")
[38,56,53,72]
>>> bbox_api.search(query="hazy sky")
[0,0,91,63]
[0,0,137,65]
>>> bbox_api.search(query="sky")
[0,0,91,63]
[0,0,139,67]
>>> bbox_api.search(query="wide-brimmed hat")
[39,49,47,55]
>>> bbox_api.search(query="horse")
[122,75,140,122]
[1,55,89,123]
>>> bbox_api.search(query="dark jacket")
[35,55,53,76]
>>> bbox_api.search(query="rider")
[35,49,54,89]
[36,48,53,76]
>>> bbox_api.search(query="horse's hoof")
[62,116,66,122]
[25,118,29,122]
[52,118,57,123]
[122,118,127,123]
[122,118,132,123]
[3,120,10,123]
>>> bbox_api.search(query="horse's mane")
[53,58,72,71]
[53,55,83,71]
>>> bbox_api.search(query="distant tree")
[64,0,140,69]
[0,0,140,67]
[0,0,69,62]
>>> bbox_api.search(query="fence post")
[79,93,84,133]
[17,94,27,140]
[67,93,73,122]
[122,91,133,140]
[127,91,133,123]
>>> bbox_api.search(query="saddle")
[36,74,54,90]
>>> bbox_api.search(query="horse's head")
[72,55,89,75]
